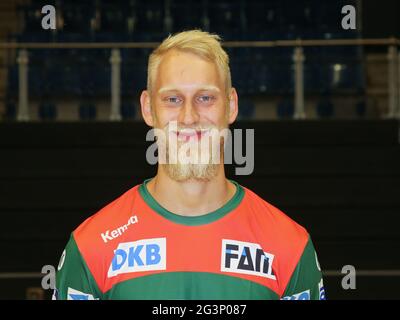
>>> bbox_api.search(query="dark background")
[362,0,400,38]
[1,120,399,299]
[0,0,399,299]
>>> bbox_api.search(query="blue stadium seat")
[238,99,255,119]
[355,100,367,118]
[79,103,97,120]
[277,98,294,119]
[5,101,16,120]
[170,0,206,33]
[39,102,57,120]
[59,4,95,34]
[121,102,136,120]
[134,2,165,34]
[7,66,18,97]
[8,0,364,101]
[99,4,127,33]
[208,1,243,39]
[316,97,335,118]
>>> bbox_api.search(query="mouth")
[174,129,210,142]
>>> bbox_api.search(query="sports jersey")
[54,179,325,300]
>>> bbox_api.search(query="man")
[55,30,325,300]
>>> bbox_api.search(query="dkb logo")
[108,238,166,277]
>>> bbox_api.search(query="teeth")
[170,129,211,141]
[179,129,197,135]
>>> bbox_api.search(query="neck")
[146,165,236,216]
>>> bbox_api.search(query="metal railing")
[1,37,400,121]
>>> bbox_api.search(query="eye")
[164,96,182,104]
[197,95,215,104]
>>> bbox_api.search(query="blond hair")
[147,29,231,98]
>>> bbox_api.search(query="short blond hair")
[147,29,231,98]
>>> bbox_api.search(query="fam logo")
[108,238,166,278]
[221,239,276,280]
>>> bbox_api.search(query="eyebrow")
[158,85,221,94]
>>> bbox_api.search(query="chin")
[163,163,220,182]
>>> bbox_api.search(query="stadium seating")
[277,97,294,119]
[6,0,364,103]
[79,102,97,120]
[316,96,335,118]
[121,101,136,120]
[38,102,57,120]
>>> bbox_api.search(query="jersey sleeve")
[53,234,102,300]
[281,235,326,300]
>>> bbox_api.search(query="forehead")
[154,50,222,92]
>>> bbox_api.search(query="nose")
[178,101,200,126]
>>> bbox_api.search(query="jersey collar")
[138,178,244,226]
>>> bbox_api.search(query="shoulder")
[240,185,310,254]
[72,184,141,247]
[62,184,142,293]
[242,186,309,239]
[240,185,314,295]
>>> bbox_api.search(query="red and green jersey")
[54,179,325,300]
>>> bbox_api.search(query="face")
[141,49,238,181]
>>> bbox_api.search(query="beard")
[156,122,227,182]
[164,159,219,182]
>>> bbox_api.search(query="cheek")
[199,105,228,127]
[154,107,179,127]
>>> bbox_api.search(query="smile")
[174,129,210,142]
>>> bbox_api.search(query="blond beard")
[163,160,220,182]
[157,123,226,182]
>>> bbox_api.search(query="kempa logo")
[221,239,276,280]
[101,215,139,243]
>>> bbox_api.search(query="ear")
[140,90,154,127]
[228,87,239,124]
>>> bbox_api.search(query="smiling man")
[54,30,325,300]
